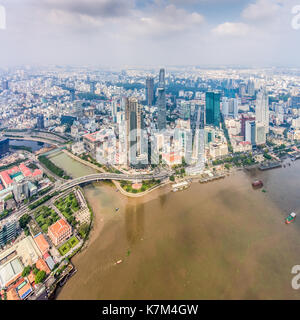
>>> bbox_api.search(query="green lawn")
[58,243,71,256]
[68,236,79,248]
[58,236,79,256]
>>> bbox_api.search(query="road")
[1,170,172,225]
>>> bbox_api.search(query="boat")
[285,212,297,224]
[116,260,122,264]
[252,180,263,188]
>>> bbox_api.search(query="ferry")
[252,180,263,188]
[285,212,296,224]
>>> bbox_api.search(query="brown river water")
[51,152,300,299]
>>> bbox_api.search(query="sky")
[0,0,300,67]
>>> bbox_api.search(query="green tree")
[19,214,31,229]
[35,270,46,284]
[22,266,31,277]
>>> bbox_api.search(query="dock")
[199,174,225,183]
[258,161,282,171]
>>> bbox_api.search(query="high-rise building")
[69,88,75,102]
[90,81,96,94]
[157,68,167,131]
[179,100,191,121]
[192,104,205,167]
[2,80,8,91]
[241,114,255,140]
[159,68,165,85]
[256,123,266,145]
[0,221,19,247]
[256,87,269,134]
[205,92,221,127]
[125,97,144,167]
[36,114,45,129]
[245,121,256,146]
[222,97,229,118]
[146,77,154,107]
[0,138,9,157]
[247,80,255,96]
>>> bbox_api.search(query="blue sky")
[0,0,299,67]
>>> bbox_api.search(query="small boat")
[285,212,297,224]
[116,260,122,264]
[252,180,263,188]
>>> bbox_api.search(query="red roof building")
[48,219,72,246]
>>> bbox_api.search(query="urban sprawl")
[0,65,300,300]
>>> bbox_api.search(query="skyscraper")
[90,81,96,94]
[2,80,8,91]
[36,114,44,129]
[146,77,154,106]
[245,120,256,146]
[125,97,143,167]
[205,92,221,127]
[255,87,269,134]
[157,68,166,131]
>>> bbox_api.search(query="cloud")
[129,5,204,38]
[212,22,250,36]
[40,0,133,18]
[241,0,282,21]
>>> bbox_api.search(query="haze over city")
[1,0,300,67]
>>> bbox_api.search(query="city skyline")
[1,0,300,68]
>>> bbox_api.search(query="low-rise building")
[48,219,72,246]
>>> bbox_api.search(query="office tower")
[90,81,96,94]
[125,97,143,167]
[245,121,256,145]
[179,100,191,121]
[230,98,239,119]
[222,97,229,118]
[146,77,154,106]
[111,98,118,123]
[256,87,269,133]
[191,103,204,139]
[159,68,165,85]
[291,95,300,108]
[0,138,9,157]
[205,92,221,127]
[241,114,255,140]
[0,221,18,247]
[193,105,205,167]
[70,88,75,102]
[256,122,266,145]
[36,114,45,129]
[239,83,246,96]
[2,80,8,91]
[247,80,255,96]
[157,68,167,130]
[13,180,29,203]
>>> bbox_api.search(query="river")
[51,151,300,299]
[9,139,50,152]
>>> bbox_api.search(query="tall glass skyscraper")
[157,68,166,130]
[146,77,154,106]
[205,92,221,127]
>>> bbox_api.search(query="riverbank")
[57,161,300,300]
